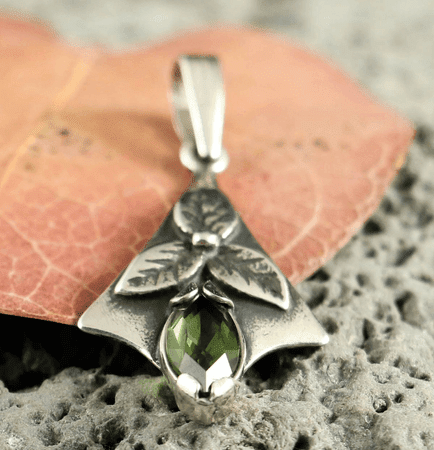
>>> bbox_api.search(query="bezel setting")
[159,281,246,424]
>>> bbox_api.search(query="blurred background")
[0,0,432,127]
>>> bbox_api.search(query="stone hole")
[393,357,402,368]
[29,411,44,425]
[394,291,422,327]
[381,197,396,214]
[99,385,119,406]
[328,412,338,424]
[415,124,433,149]
[383,326,393,337]
[132,415,149,430]
[52,401,70,421]
[356,274,369,287]
[141,398,153,412]
[307,287,328,309]
[294,434,311,449]
[394,168,417,192]
[384,277,399,288]
[373,397,388,413]
[409,368,431,382]
[307,269,330,282]
[95,417,126,449]
[392,393,403,403]
[394,246,416,266]
[418,274,432,284]
[37,423,62,446]
[362,319,376,348]
[157,433,169,445]
[322,317,339,335]
[420,432,429,445]
[363,219,383,235]
[365,248,377,258]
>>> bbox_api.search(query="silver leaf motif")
[173,188,239,241]
[207,244,290,310]
[115,241,205,295]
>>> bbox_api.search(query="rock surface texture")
[1,1,434,449]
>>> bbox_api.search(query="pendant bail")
[171,55,229,174]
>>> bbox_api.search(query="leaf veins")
[211,246,283,299]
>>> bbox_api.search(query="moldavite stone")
[166,296,240,391]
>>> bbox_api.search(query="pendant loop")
[171,55,229,174]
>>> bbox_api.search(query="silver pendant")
[78,55,329,424]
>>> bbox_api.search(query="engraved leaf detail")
[173,189,238,240]
[207,245,291,310]
[115,241,205,295]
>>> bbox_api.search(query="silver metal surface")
[172,55,225,161]
[173,55,229,173]
[173,187,239,240]
[78,54,329,425]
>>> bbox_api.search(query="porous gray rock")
[1,1,434,449]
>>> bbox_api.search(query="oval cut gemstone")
[165,296,240,392]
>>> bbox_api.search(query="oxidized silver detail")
[173,188,239,241]
[78,54,329,426]
[169,282,199,307]
[202,280,234,308]
[114,241,205,296]
[115,187,290,310]
[208,244,290,310]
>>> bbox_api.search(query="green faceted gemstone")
[165,296,240,391]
